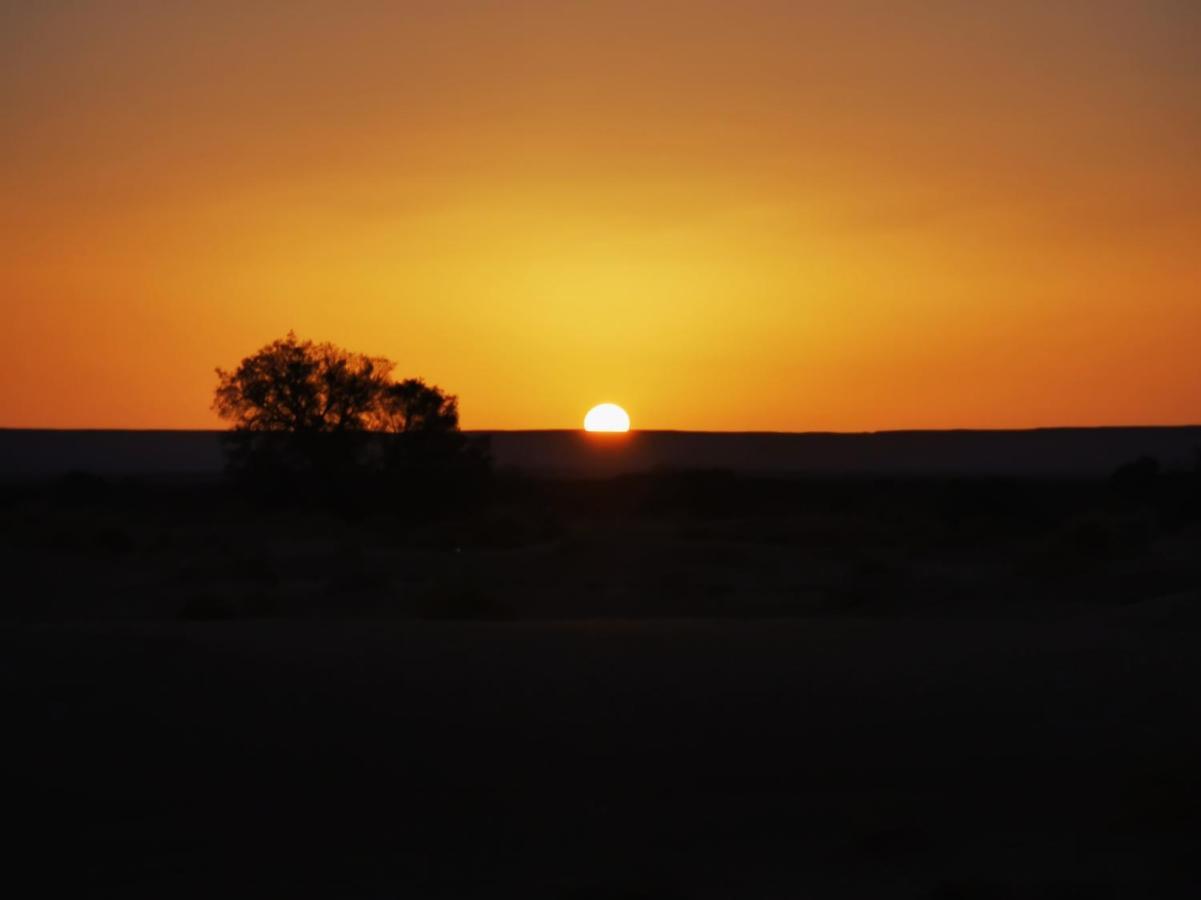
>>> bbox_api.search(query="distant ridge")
[2,427,1199,480]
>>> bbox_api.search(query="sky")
[2,1,1199,431]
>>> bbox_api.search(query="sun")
[583,403,631,432]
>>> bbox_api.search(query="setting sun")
[584,404,631,433]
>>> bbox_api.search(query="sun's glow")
[584,403,631,432]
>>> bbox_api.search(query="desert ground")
[4,431,1201,897]
[7,614,1201,898]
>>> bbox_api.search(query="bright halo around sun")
[583,403,631,432]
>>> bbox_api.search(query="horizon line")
[3,424,1200,436]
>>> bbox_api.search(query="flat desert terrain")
[4,436,1200,896]
[7,614,1201,898]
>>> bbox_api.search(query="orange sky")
[2,1,1199,430]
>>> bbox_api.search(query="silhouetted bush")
[418,570,509,619]
[1042,510,1155,564]
[178,589,276,621]
[1111,455,1160,494]
[51,471,111,505]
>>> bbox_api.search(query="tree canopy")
[213,333,458,435]
[213,334,483,496]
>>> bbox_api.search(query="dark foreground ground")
[5,467,1201,896]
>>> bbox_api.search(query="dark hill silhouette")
[3,425,1200,480]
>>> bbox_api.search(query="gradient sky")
[3,1,1199,430]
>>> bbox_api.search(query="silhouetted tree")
[214,333,397,434]
[381,378,460,433]
[1110,455,1160,495]
[214,333,487,503]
